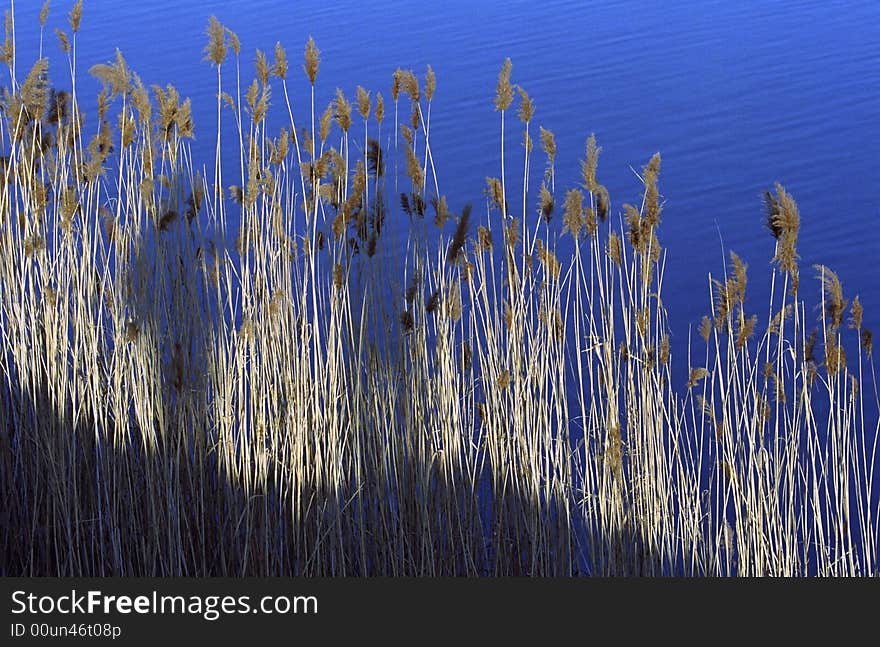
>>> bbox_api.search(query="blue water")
[12,0,880,338]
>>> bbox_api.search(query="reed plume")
[447,204,471,263]
[204,16,227,67]
[494,58,513,111]
[304,36,319,85]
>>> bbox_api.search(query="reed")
[0,4,877,577]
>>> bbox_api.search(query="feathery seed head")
[255,49,270,86]
[825,335,846,377]
[736,314,757,349]
[89,49,131,99]
[304,37,320,85]
[581,134,601,193]
[391,68,402,102]
[506,218,521,250]
[687,367,709,389]
[477,225,493,252]
[700,315,712,343]
[405,147,423,188]
[849,296,863,330]
[449,287,463,322]
[401,70,419,102]
[595,185,610,222]
[356,86,370,121]
[204,16,227,67]
[68,0,82,34]
[562,189,585,240]
[516,86,534,123]
[539,126,555,162]
[399,309,415,334]
[447,204,471,264]
[768,183,800,274]
[861,328,873,356]
[21,59,49,121]
[226,28,241,57]
[608,232,622,267]
[375,91,385,125]
[430,195,448,228]
[334,88,352,132]
[425,290,440,314]
[317,102,333,143]
[815,264,847,329]
[494,58,513,111]
[538,183,554,222]
[643,152,662,226]
[485,177,504,212]
[54,27,69,54]
[273,42,288,79]
[425,65,436,102]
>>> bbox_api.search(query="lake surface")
[12,0,880,339]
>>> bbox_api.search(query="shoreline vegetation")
[1,2,878,576]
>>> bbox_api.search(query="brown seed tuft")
[506,218,521,250]
[430,195,448,228]
[608,232,622,267]
[562,189,585,240]
[204,16,227,67]
[425,65,436,102]
[804,329,818,364]
[124,320,140,343]
[516,86,534,123]
[273,42,288,79]
[356,86,371,121]
[375,92,385,125]
[68,0,82,34]
[767,184,800,274]
[849,296,863,330]
[448,286,462,322]
[660,334,670,365]
[736,314,757,349]
[399,309,415,334]
[255,49,269,86]
[595,185,610,222]
[425,290,440,314]
[861,328,873,356]
[447,204,471,264]
[494,58,513,111]
[391,69,402,102]
[687,367,709,389]
[581,134,601,193]
[476,225,493,252]
[304,37,320,85]
[503,301,513,330]
[815,264,847,329]
[334,88,352,133]
[700,315,712,344]
[825,334,847,377]
[538,183,554,222]
[485,177,504,212]
[54,28,69,54]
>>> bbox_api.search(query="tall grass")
[1,4,877,576]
